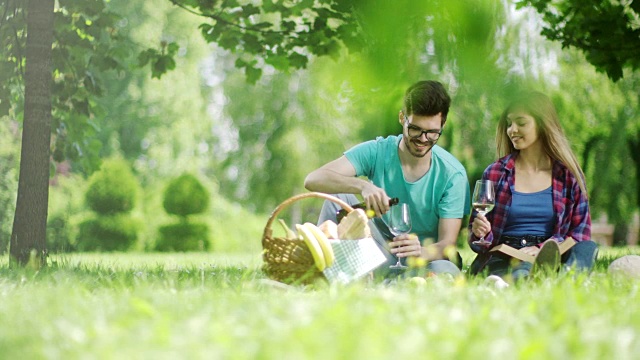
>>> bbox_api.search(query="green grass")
[0,248,639,359]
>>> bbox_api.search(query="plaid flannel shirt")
[468,153,591,253]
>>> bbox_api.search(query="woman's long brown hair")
[496,91,588,196]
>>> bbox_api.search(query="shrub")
[46,214,76,253]
[163,173,210,218]
[156,222,210,252]
[76,215,140,252]
[47,173,89,253]
[79,158,141,251]
[0,121,19,254]
[85,159,138,215]
[156,173,211,252]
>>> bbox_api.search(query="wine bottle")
[336,197,400,223]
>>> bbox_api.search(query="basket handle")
[263,192,355,239]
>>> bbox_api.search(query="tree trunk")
[10,0,55,267]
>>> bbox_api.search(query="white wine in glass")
[388,203,411,269]
[471,180,495,246]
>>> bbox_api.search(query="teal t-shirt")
[344,135,470,241]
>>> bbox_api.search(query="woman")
[468,91,598,280]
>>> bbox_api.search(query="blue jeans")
[470,240,598,280]
[318,193,462,279]
[562,240,599,272]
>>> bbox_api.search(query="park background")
[2,0,639,257]
[1,1,640,358]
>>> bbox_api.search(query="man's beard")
[406,138,435,158]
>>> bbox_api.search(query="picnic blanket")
[322,238,387,284]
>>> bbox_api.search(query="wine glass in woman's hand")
[388,203,411,269]
[471,180,495,246]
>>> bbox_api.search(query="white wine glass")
[471,180,495,246]
[388,203,412,269]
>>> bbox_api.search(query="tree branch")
[168,0,302,36]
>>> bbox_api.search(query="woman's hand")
[520,246,540,257]
[471,213,492,240]
[389,233,421,258]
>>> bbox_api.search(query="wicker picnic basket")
[261,192,354,284]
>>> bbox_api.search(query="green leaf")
[245,65,262,84]
[289,0,314,15]
[196,0,217,10]
[263,32,283,47]
[221,0,239,8]
[218,32,240,50]
[288,52,308,69]
[281,20,296,32]
[151,56,177,79]
[166,42,180,56]
[313,16,327,31]
[241,33,263,53]
[200,23,223,43]
[241,4,260,17]
[262,0,282,13]
[234,58,247,68]
[264,55,290,71]
[333,1,353,13]
[137,49,157,67]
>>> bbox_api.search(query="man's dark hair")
[403,81,451,123]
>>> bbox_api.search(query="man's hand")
[361,184,392,217]
[389,233,421,258]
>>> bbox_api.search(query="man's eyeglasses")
[404,119,442,141]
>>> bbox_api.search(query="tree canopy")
[167,0,360,84]
[518,0,640,81]
[2,0,640,260]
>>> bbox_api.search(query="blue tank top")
[503,186,554,237]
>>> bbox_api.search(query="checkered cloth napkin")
[322,238,387,284]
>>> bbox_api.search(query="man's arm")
[304,156,391,215]
[422,218,462,261]
[304,156,363,194]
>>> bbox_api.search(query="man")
[304,80,470,277]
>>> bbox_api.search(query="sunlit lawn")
[0,248,639,359]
